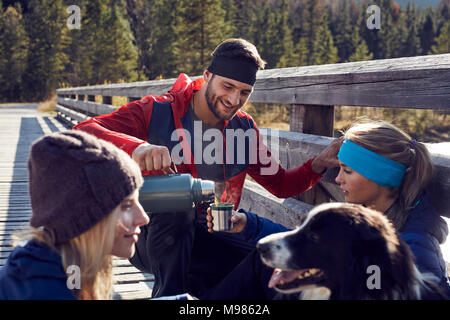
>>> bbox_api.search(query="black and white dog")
[257,203,447,300]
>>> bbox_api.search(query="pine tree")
[379,0,400,59]
[276,0,298,68]
[386,7,408,58]
[80,0,138,85]
[174,0,230,75]
[125,0,151,80]
[294,0,338,66]
[348,39,373,62]
[403,2,421,57]
[221,0,239,38]
[78,0,107,85]
[127,0,178,80]
[256,1,278,69]
[359,2,380,59]
[431,20,450,54]
[0,5,29,101]
[419,7,437,55]
[22,0,68,101]
[99,0,138,83]
[234,0,257,40]
[314,11,339,65]
[359,0,395,60]
[436,0,449,39]
[347,8,373,62]
[61,0,84,87]
[333,0,356,62]
[295,36,309,67]
[301,0,320,65]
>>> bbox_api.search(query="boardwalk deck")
[0,105,153,300]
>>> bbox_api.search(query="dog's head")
[257,202,416,299]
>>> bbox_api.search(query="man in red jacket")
[74,38,341,298]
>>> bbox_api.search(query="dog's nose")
[256,241,271,259]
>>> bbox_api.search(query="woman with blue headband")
[334,121,448,289]
[202,120,449,299]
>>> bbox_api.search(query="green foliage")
[80,0,137,85]
[348,39,373,62]
[431,20,450,54]
[22,0,67,102]
[0,5,28,101]
[275,0,298,68]
[333,0,356,62]
[419,7,437,55]
[173,0,230,75]
[314,11,339,65]
[126,0,177,80]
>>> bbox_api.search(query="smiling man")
[74,38,341,298]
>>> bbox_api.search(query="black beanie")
[28,130,143,244]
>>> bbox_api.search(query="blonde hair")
[14,206,122,300]
[343,120,434,229]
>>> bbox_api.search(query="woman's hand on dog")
[206,208,247,233]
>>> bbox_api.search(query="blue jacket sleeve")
[238,209,291,246]
[401,232,449,287]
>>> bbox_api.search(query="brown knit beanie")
[28,130,143,244]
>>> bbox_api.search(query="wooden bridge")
[1,53,449,299]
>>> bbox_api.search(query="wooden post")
[289,104,335,206]
[102,96,113,105]
[290,104,334,137]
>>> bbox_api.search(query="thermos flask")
[138,174,215,213]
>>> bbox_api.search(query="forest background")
[0,0,449,141]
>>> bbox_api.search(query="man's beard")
[205,83,239,121]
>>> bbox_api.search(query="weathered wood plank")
[57,77,189,98]
[57,54,450,110]
[55,104,90,123]
[56,97,117,116]
[114,272,154,284]
[113,281,153,294]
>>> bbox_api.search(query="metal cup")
[210,203,234,231]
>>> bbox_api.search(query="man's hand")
[206,208,247,233]
[311,137,344,174]
[132,142,174,173]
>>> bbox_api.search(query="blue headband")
[337,140,406,188]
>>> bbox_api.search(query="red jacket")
[74,74,323,208]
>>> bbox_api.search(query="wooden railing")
[56,53,450,227]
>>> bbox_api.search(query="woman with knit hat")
[0,130,149,299]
